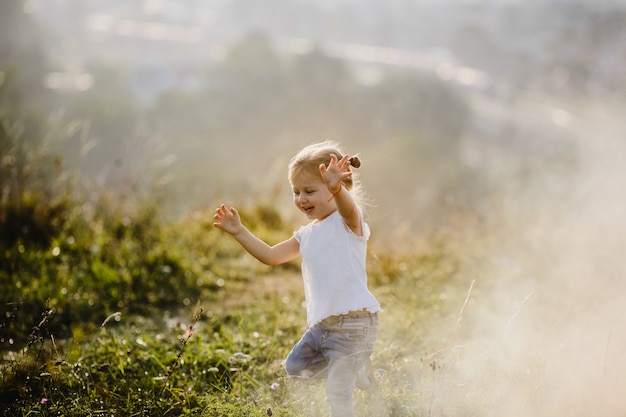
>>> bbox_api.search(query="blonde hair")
[288,140,367,209]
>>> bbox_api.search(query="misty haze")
[2,0,625,415]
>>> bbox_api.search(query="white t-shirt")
[293,210,381,326]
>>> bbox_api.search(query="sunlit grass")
[0,127,491,416]
[1,206,479,416]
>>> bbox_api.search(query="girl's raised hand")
[319,153,352,192]
[213,204,243,235]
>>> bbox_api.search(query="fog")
[6,0,625,230]
[3,0,626,414]
[444,114,626,415]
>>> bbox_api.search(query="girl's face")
[290,171,336,221]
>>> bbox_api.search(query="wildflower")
[270,382,280,390]
[229,352,252,365]
[40,398,51,405]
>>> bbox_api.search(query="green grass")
[0,216,480,416]
[1,131,485,416]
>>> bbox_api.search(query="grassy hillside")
[0,132,486,416]
[4,100,626,416]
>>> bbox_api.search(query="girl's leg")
[322,314,379,417]
[324,352,364,417]
[285,326,328,379]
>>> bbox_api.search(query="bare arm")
[320,154,363,236]
[213,204,300,265]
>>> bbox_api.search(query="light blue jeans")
[285,311,379,417]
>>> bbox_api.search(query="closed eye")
[293,189,316,196]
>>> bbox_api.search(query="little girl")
[213,140,381,417]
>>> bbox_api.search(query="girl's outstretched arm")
[213,204,300,266]
[320,154,363,236]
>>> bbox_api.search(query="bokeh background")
[5,0,625,231]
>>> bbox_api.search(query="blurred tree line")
[148,31,474,225]
[0,4,477,234]
[3,0,621,237]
